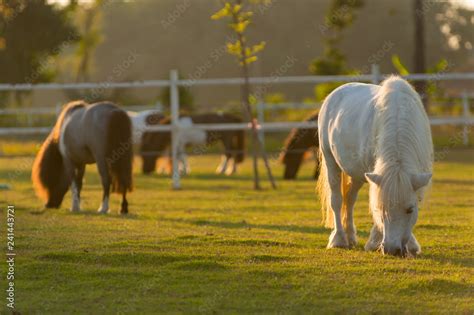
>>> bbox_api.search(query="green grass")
[0,150,473,314]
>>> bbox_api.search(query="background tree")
[0,0,79,105]
[309,0,364,101]
[212,0,276,190]
[63,0,105,101]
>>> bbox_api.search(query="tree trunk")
[413,0,428,111]
[241,62,261,190]
[233,0,276,190]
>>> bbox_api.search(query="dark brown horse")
[140,113,245,175]
[32,101,133,214]
[280,112,319,180]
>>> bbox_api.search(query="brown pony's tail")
[234,127,245,163]
[31,136,72,208]
[32,101,86,208]
[106,110,133,194]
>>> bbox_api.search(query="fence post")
[462,91,470,146]
[170,69,181,189]
[371,64,381,84]
[257,102,265,146]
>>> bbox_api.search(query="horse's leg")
[71,164,85,212]
[343,179,363,247]
[120,190,128,215]
[225,157,236,176]
[216,155,228,174]
[325,156,349,249]
[406,233,421,256]
[96,159,110,214]
[181,152,190,175]
[365,225,383,252]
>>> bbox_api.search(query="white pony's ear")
[411,173,432,191]
[365,173,382,185]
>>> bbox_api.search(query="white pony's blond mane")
[369,76,433,226]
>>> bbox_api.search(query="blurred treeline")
[0,0,473,115]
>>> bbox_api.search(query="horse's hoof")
[97,209,109,214]
[225,169,236,176]
[406,244,421,257]
[347,233,358,248]
[406,235,421,257]
[327,230,350,249]
[364,240,381,252]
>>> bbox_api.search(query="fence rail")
[0,66,472,189]
[1,72,474,92]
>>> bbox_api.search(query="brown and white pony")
[140,113,245,175]
[280,112,319,180]
[32,101,133,214]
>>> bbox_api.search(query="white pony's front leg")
[365,225,383,252]
[343,179,363,247]
[216,155,229,174]
[70,181,81,212]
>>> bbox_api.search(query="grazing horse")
[280,112,319,180]
[127,109,164,146]
[32,101,133,214]
[317,76,433,257]
[140,113,245,175]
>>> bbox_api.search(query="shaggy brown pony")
[280,112,319,180]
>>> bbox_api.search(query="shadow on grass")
[68,210,141,220]
[37,252,207,267]
[423,252,474,268]
[400,278,472,297]
[161,217,328,234]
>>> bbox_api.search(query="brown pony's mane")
[32,101,87,204]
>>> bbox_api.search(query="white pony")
[317,76,433,257]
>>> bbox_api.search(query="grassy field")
[0,149,473,314]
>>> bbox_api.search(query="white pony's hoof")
[406,234,421,257]
[347,232,357,248]
[327,230,349,249]
[364,239,380,252]
[70,207,81,213]
[365,225,383,252]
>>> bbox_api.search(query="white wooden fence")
[0,65,473,189]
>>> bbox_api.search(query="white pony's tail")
[317,150,352,229]
[316,150,331,227]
